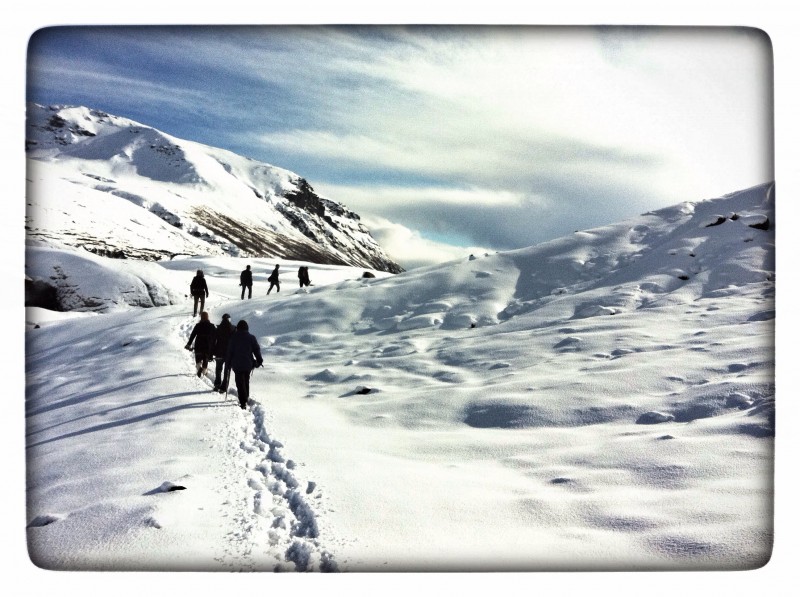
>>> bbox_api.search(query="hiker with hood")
[185,311,216,378]
[226,319,263,409]
[267,264,281,295]
[212,313,234,393]
[298,266,311,289]
[239,265,253,300]
[190,269,209,317]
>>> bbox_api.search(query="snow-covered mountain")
[25,182,775,572]
[25,103,403,273]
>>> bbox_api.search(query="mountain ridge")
[25,103,404,273]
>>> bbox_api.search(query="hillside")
[25,103,403,273]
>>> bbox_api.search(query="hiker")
[190,269,209,317]
[240,265,253,300]
[212,313,234,393]
[185,311,216,378]
[298,266,311,288]
[267,264,280,294]
[226,319,263,409]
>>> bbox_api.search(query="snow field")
[25,182,774,571]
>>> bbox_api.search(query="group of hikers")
[189,264,314,315]
[185,264,313,408]
[235,264,313,300]
[184,311,263,409]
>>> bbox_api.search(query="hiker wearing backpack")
[239,265,253,300]
[189,270,209,317]
[212,313,234,393]
[267,264,280,295]
[185,311,216,378]
[298,266,311,288]
[226,319,263,409]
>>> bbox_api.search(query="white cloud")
[360,214,492,270]
[258,27,771,205]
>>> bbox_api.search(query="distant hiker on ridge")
[240,265,253,300]
[298,266,311,289]
[190,269,209,317]
[212,313,234,393]
[226,319,263,409]
[185,311,216,378]
[267,264,280,295]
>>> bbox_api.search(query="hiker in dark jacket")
[185,311,216,378]
[267,264,280,295]
[298,266,311,289]
[212,313,234,392]
[239,265,253,300]
[190,269,209,316]
[226,319,263,409]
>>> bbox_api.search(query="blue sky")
[27,25,773,268]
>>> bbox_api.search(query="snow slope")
[25,183,774,571]
[25,103,402,272]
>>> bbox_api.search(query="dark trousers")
[214,358,230,390]
[194,351,210,374]
[192,293,205,316]
[233,369,251,407]
[267,282,280,294]
[241,284,252,299]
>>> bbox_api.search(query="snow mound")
[26,244,185,312]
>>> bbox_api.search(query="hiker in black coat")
[212,313,234,392]
[267,264,280,295]
[185,311,216,378]
[225,319,263,409]
[190,269,209,316]
[240,265,253,300]
[298,266,311,288]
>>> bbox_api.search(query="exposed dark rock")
[25,277,60,311]
[636,411,675,425]
[749,217,770,231]
[283,178,326,217]
[362,271,376,278]
[705,216,727,227]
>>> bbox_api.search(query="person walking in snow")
[239,265,253,300]
[212,313,234,393]
[226,319,263,409]
[267,264,280,295]
[298,266,311,289]
[190,269,209,317]
[185,311,216,378]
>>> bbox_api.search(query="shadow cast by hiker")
[26,374,190,418]
[26,390,235,449]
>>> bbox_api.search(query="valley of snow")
[25,183,775,572]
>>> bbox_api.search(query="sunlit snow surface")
[25,184,774,571]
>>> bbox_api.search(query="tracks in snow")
[210,402,337,571]
[180,312,337,571]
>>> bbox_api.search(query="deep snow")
[24,183,775,575]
